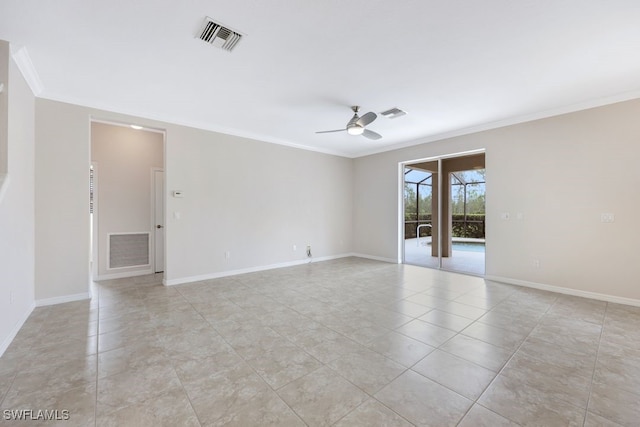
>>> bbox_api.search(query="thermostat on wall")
[172,190,184,198]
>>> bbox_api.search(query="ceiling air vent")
[380,107,407,119]
[198,17,243,52]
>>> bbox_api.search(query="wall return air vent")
[198,17,243,52]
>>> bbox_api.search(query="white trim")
[151,168,164,274]
[0,301,35,357]
[94,269,153,281]
[437,157,443,269]
[39,93,349,157]
[90,117,166,135]
[42,90,640,159]
[355,90,640,158]
[397,163,405,264]
[402,149,487,166]
[0,173,10,205]
[11,46,43,96]
[485,275,640,307]
[35,292,90,307]
[90,162,98,279]
[163,253,355,286]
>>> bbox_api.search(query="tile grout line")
[451,291,561,426]
[338,282,504,426]
[175,280,313,425]
[237,268,426,425]
[14,261,635,426]
[372,279,519,425]
[582,302,608,427]
[169,284,212,427]
[94,282,100,427]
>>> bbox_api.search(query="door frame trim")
[151,167,164,274]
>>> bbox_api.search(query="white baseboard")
[0,301,35,357]
[35,292,91,307]
[351,253,399,264]
[94,269,153,281]
[163,253,353,286]
[485,275,640,307]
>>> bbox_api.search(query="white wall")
[0,45,36,355]
[35,99,354,299]
[164,125,353,283]
[0,42,8,182]
[353,99,640,302]
[34,101,91,303]
[91,122,163,278]
[34,95,640,303]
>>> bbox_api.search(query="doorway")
[90,121,165,280]
[402,152,485,276]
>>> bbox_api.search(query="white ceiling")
[2,1,640,157]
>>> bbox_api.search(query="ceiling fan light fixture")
[316,105,381,140]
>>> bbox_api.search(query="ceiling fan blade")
[356,112,377,127]
[315,129,346,134]
[362,129,382,140]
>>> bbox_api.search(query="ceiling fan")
[316,106,382,140]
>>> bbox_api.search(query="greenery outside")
[405,169,485,239]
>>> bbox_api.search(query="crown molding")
[354,89,640,158]
[11,46,43,96]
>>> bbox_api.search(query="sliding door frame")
[399,148,485,273]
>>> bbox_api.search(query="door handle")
[156,225,164,229]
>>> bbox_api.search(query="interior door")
[153,169,164,273]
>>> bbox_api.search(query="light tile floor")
[1,257,639,426]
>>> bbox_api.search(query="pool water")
[452,242,485,253]
[427,242,485,253]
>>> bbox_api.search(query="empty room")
[1,1,640,426]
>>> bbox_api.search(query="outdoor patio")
[404,237,485,276]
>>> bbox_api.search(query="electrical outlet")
[306,245,312,258]
[533,259,540,268]
[292,244,297,252]
[225,251,231,259]
[600,213,615,223]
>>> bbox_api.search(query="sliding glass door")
[403,160,438,269]
[402,153,486,276]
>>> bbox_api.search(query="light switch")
[500,212,510,220]
[172,190,184,198]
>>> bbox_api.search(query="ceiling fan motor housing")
[315,105,381,139]
[347,114,364,135]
